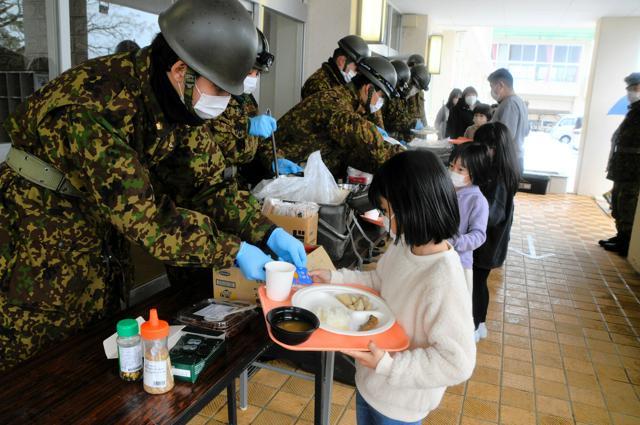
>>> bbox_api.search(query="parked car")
[551,115,582,144]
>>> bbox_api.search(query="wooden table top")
[0,280,272,424]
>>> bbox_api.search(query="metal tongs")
[266,108,279,178]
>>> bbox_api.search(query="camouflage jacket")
[607,101,640,182]
[301,60,345,99]
[275,83,402,178]
[1,48,273,309]
[382,96,418,141]
[408,90,427,126]
[208,94,261,168]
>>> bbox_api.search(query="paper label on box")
[193,303,235,320]
[172,367,191,378]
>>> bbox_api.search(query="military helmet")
[337,35,371,63]
[159,0,258,95]
[411,64,431,91]
[357,56,398,98]
[407,53,425,67]
[254,29,274,72]
[390,60,410,96]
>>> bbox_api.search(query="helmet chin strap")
[366,85,375,114]
[182,66,198,117]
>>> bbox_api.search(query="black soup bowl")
[266,306,320,345]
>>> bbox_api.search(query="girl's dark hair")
[461,86,478,98]
[446,88,463,109]
[473,122,521,193]
[450,142,491,187]
[368,150,460,246]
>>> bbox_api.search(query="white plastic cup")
[265,261,296,301]
[363,209,380,220]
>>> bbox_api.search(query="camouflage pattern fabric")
[381,96,419,142]
[274,83,402,179]
[607,101,640,235]
[301,60,345,99]
[610,181,639,234]
[0,48,273,370]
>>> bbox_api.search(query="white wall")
[303,0,355,82]
[576,17,640,197]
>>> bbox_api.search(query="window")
[491,42,582,83]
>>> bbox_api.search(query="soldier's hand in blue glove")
[376,126,389,138]
[235,242,273,281]
[414,120,425,130]
[267,228,307,268]
[249,115,277,138]
[272,158,304,175]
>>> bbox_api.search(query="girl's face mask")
[382,213,396,240]
[193,83,231,119]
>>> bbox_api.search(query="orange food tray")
[449,137,473,145]
[258,284,410,352]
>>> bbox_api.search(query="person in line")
[114,39,140,54]
[471,122,521,340]
[488,68,530,172]
[310,150,476,425]
[0,0,305,371]
[464,103,492,139]
[301,35,370,99]
[381,59,414,142]
[435,88,462,140]
[406,63,430,130]
[446,86,478,139]
[274,56,402,179]
[448,143,490,341]
[599,72,640,257]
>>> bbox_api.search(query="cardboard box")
[213,246,336,303]
[264,213,318,245]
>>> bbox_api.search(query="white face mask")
[627,89,640,104]
[342,69,356,83]
[465,95,477,107]
[406,86,420,98]
[449,170,468,188]
[193,83,231,119]
[370,97,384,113]
[382,214,396,240]
[490,89,500,102]
[243,75,259,94]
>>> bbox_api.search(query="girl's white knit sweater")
[331,241,476,422]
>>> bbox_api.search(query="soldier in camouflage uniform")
[301,35,370,99]
[382,60,412,141]
[600,72,640,257]
[0,0,305,371]
[275,57,402,179]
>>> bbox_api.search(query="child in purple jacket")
[448,143,490,341]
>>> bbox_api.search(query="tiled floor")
[190,193,640,425]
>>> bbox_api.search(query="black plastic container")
[519,173,550,195]
[266,306,319,345]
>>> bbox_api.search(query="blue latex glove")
[235,242,273,281]
[414,120,425,130]
[249,115,277,138]
[266,228,307,268]
[399,140,408,147]
[272,158,304,175]
[376,126,389,138]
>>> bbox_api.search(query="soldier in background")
[406,64,431,130]
[600,72,640,257]
[381,60,413,142]
[275,57,401,179]
[301,35,371,99]
[0,0,304,371]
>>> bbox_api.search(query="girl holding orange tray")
[310,150,476,425]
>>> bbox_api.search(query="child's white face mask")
[382,213,396,240]
[449,170,468,188]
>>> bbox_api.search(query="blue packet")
[293,267,313,285]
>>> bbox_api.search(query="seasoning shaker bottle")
[116,318,143,382]
[140,309,174,394]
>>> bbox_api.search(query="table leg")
[227,379,237,425]
[314,351,335,425]
[239,369,249,410]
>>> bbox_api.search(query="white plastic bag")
[252,151,346,204]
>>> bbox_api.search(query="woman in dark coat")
[446,86,479,139]
[471,122,521,340]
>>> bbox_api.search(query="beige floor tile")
[536,395,572,418]
[530,318,556,331]
[477,352,503,370]
[331,384,355,406]
[503,358,534,377]
[447,382,467,395]
[186,415,210,425]
[252,368,290,388]
[473,366,502,386]
[501,387,535,411]
[199,393,227,417]
[537,414,575,425]
[534,365,566,384]
[251,409,296,425]
[571,402,612,425]
[424,408,460,425]
[504,323,530,337]
[266,391,310,417]
[460,415,497,425]
[594,363,629,383]
[281,376,316,396]
[533,351,563,368]
[337,408,356,425]
[466,381,500,403]
[500,405,536,425]
[502,372,534,392]
[569,386,606,408]
[610,412,640,425]
[463,397,498,422]
[504,346,533,361]
[566,370,599,389]
[214,404,261,425]
[440,392,464,412]
[534,378,569,400]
